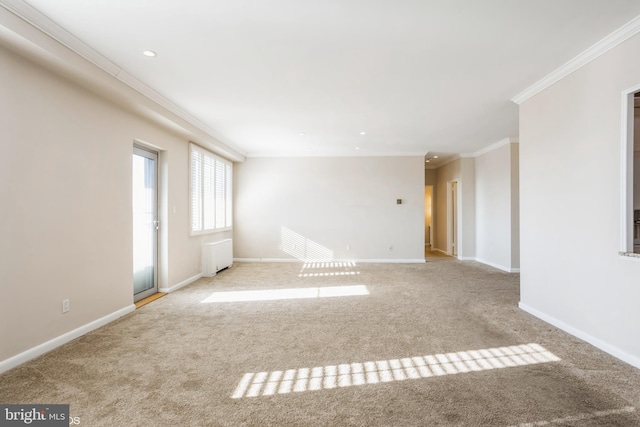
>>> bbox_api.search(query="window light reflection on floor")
[201,284,369,303]
[231,343,561,399]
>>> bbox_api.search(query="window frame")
[189,143,233,235]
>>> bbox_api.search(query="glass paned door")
[132,146,158,302]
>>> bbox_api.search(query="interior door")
[132,146,158,302]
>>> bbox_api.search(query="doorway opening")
[133,145,159,302]
[424,185,434,255]
[447,180,458,257]
[621,88,640,255]
[632,92,640,253]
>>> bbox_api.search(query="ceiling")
[7,1,640,160]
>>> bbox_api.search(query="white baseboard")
[0,304,135,374]
[236,256,516,271]
[234,258,426,264]
[159,273,202,293]
[474,257,520,273]
[519,302,640,370]
[357,259,426,264]
[429,251,520,273]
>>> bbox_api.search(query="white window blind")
[190,143,232,233]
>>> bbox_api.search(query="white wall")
[424,169,437,186]
[0,43,228,368]
[510,144,520,269]
[460,158,476,258]
[475,142,519,272]
[234,157,425,261]
[519,32,640,367]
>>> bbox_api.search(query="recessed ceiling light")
[355,147,360,150]
[143,50,157,57]
[360,131,366,135]
[433,155,439,159]
[299,132,305,136]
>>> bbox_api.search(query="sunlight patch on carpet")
[298,261,361,278]
[201,284,369,303]
[231,343,561,398]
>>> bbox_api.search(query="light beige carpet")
[1,259,640,426]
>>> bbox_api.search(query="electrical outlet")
[62,299,70,313]
[346,244,351,250]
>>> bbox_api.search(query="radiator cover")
[202,239,233,277]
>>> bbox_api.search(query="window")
[190,143,232,234]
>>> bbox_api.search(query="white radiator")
[202,239,233,277]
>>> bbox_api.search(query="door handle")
[154,219,160,231]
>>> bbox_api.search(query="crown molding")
[460,137,518,158]
[245,150,426,158]
[0,0,246,161]
[511,14,640,105]
[0,0,121,74]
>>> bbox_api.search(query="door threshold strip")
[135,292,167,309]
